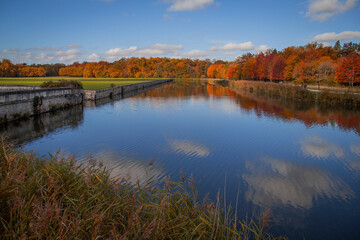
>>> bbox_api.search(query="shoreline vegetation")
[229,80,360,109]
[0,139,285,239]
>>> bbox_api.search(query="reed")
[230,80,360,109]
[0,139,285,240]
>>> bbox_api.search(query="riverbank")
[229,80,360,109]
[0,139,283,239]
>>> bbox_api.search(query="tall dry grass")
[230,80,360,109]
[0,139,285,239]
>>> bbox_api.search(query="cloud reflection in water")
[168,139,210,158]
[243,157,354,209]
[78,150,164,187]
[301,136,344,159]
[350,145,360,157]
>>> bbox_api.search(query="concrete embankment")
[0,85,41,91]
[83,79,173,101]
[0,88,83,123]
[0,79,173,123]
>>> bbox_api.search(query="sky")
[0,0,359,64]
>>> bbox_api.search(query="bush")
[40,80,83,89]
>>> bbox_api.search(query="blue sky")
[0,0,359,64]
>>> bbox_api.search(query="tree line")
[1,41,359,86]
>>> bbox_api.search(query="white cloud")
[167,0,214,11]
[13,52,55,63]
[210,41,255,51]
[176,49,214,58]
[28,44,82,52]
[306,0,358,21]
[104,46,138,56]
[255,45,269,52]
[1,44,84,64]
[103,44,183,58]
[87,53,101,61]
[312,31,360,42]
[1,48,20,54]
[136,49,165,56]
[150,43,183,51]
[52,49,82,63]
[54,49,81,56]
[36,53,56,62]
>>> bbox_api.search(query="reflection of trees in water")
[135,80,360,135]
[135,80,231,99]
[229,87,360,135]
[0,105,84,145]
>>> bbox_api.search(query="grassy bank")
[0,139,283,239]
[229,80,360,109]
[0,77,162,90]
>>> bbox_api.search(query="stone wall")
[84,81,171,108]
[83,79,173,101]
[0,88,83,123]
[0,85,40,91]
[0,79,172,123]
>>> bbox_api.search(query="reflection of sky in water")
[77,149,164,187]
[351,145,360,156]
[13,81,360,240]
[243,157,354,209]
[301,136,344,159]
[167,138,210,158]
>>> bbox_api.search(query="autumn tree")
[269,55,286,82]
[293,61,312,87]
[315,56,335,88]
[284,54,300,81]
[242,58,257,80]
[0,59,16,77]
[336,53,360,87]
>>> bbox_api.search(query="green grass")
[0,138,285,239]
[0,77,164,90]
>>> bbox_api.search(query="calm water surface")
[2,80,360,240]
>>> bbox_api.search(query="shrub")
[40,80,83,89]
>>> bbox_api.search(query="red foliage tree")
[336,53,360,87]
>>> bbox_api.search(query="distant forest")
[1,41,359,86]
